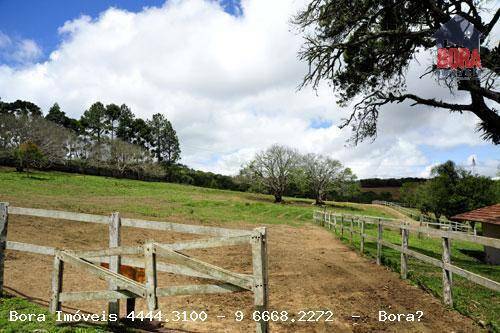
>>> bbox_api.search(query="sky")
[0,0,498,178]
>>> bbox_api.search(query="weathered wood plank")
[0,203,8,296]
[69,246,143,258]
[144,242,158,311]
[156,284,244,297]
[403,247,443,268]
[121,217,251,237]
[401,228,409,279]
[49,254,64,313]
[108,212,121,319]
[340,215,344,238]
[154,244,253,290]
[158,235,251,251]
[376,220,383,265]
[442,237,453,306]
[9,206,251,237]
[59,290,137,302]
[59,251,145,297]
[6,241,55,256]
[59,284,244,302]
[380,240,400,252]
[350,218,354,245]
[445,263,500,292]
[251,227,268,333]
[9,206,108,224]
[360,221,365,254]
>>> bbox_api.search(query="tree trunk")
[465,81,500,144]
[315,189,324,205]
[274,193,282,203]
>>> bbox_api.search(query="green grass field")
[327,220,500,332]
[0,167,393,226]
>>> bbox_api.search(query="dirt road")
[3,214,481,332]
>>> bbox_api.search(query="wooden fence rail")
[372,200,475,234]
[313,210,500,306]
[0,203,269,333]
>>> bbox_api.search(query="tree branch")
[387,93,473,111]
[484,8,500,37]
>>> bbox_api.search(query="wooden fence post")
[327,212,331,230]
[340,215,344,238]
[333,216,337,233]
[401,227,409,279]
[350,218,354,245]
[108,212,121,319]
[377,219,382,265]
[0,202,8,296]
[418,215,422,239]
[49,252,64,313]
[144,242,158,311]
[442,236,453,306]
[360,220,365,254]
[251,227,268,333]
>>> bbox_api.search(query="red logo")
[436,48,481,69]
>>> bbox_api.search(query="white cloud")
[0,0,497,178]
[12,39,42,63]
[0,32,12,48]
[0,31,42,64]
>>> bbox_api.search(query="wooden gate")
[0,203,269,333]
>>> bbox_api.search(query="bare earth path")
[3,215,481,332]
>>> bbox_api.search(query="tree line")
[237,144,358,204]
[400,161,500,220]
[0,99,180,176]
[7,99,493,211]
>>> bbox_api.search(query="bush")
[16,141,45,176]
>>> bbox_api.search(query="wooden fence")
[313,210,500,306]
[0,202,269,333]
[372,200,475,234]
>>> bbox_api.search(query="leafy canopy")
[294,0,499,144]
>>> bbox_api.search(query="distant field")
[0,167,395,225]
[361,186,401,199]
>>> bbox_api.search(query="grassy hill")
[0,167,394,225]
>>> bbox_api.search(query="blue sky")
[0,0,241,65]
[0,0,498,178]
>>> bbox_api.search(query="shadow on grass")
[459,249,485,263]
[17,172,51,181]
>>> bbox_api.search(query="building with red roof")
[452,204,500,264]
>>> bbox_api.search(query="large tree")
[246,144,301,203]
[116,104,136,143]
[414,161,497,219]
[0,99,42,117]
[45,103,66,125]
[147,113,181,165]
[303,153,356,204]
[105,103,122,140]
[81,102,107,143]
[294,1,499,144]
